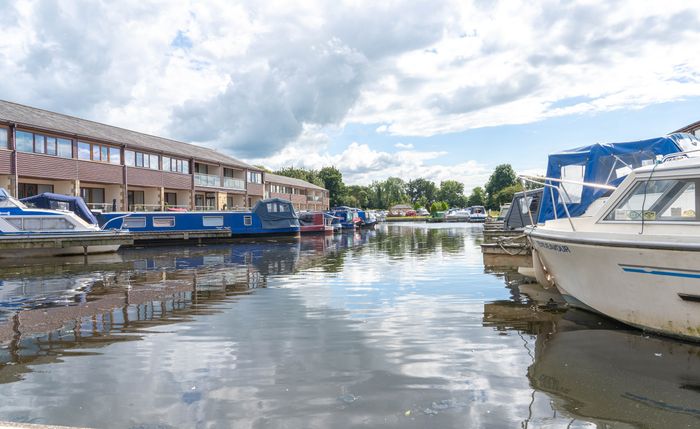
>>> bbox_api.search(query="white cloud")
[2,0,700,166]
[394,143,414,149]
[250,129,490,191]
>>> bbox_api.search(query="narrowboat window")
[78,142,91,160]
[244,215,252,226]
[109,147,121,165]
[203,216,224,227]
[15,131,34,152]
[57,138,72,158]
[605,178,698,221]
[153,217,175,228]
[124,217,147,229]
[0,128,7,149]
[125,150,135,166]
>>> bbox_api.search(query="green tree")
[467,186,486,207]
[405,178,437,206]
[345,185,370,208]
[494,183,524,208]
[484,164,517,204]
[382,177,408,207]
[318,166,346,207]
[438,180,467,208]
[484,164,518,209]
[429,201,449,214]
[274,166,324,187]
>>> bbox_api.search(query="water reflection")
[0,224,697,428]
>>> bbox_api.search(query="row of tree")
[270,163,528,210]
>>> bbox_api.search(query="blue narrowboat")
[356,209,378,229]
[328,206,361,230]
[97,197,300,238]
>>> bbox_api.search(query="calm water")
[0,223,698,428]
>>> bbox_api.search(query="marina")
[1,223,698,428]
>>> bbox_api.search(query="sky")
[2,0,700,192]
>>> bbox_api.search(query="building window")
[0,128,7,149]
[149,154,159,170]
[128,190,145,210]
[18,183,54,199]
[125,150,135,166]
[16,131,35,153]
[57,139,72,158]
[109,147,120,165]
[195,163,209,174]
[247,171,262,184]
[80,187,105,205]
[164,192,177,206]
[78,142,91,160]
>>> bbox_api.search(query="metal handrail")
[518,174,620,232]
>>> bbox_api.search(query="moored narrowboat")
[97,197,300,238]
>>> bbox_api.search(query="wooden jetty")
[480,219,532,268]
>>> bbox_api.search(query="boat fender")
[532,248,555,289]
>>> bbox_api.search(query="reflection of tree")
[372,225,465,257]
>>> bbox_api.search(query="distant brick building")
[0,100,328,212]
[264,173,329,212]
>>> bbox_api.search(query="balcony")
[194,173,220,188]
[307,195,322,202]
[223,177,245,190]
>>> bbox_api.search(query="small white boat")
[527,155,700,341]
[0,189,125,257]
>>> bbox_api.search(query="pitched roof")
[265,173,327,191]
[0,99,259,170]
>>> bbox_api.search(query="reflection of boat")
[98,197,300,238]
[298,211,334,234]
[529,155,700,341]
[0,189,125,256]
[528,311,700,428]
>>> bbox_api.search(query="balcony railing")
[128,204,164,212]
[307,195,322,202]
[194,173,221,188]
[86,202,117,213]
[223,177,245,190]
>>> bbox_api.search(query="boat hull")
[3,244,122,257]
[530,231,700,341]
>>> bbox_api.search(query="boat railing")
[86,202,117,212]
[129,204,163,212]
[519,174,617,232]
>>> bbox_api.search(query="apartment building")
[265,173,329,211]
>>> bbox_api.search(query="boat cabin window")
[244,215,252,226]
[153,217,175,228]
[559,165,585,204]
[203,216,224,227]
[605,178,699,221]
[3,217,76,230]
[123,217,147,229]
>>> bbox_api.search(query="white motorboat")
[0,188,125,257]
[527,155,700,341]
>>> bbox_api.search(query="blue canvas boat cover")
[537,133,699,223]
[253,198,300,229]
[21,192,98,225]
